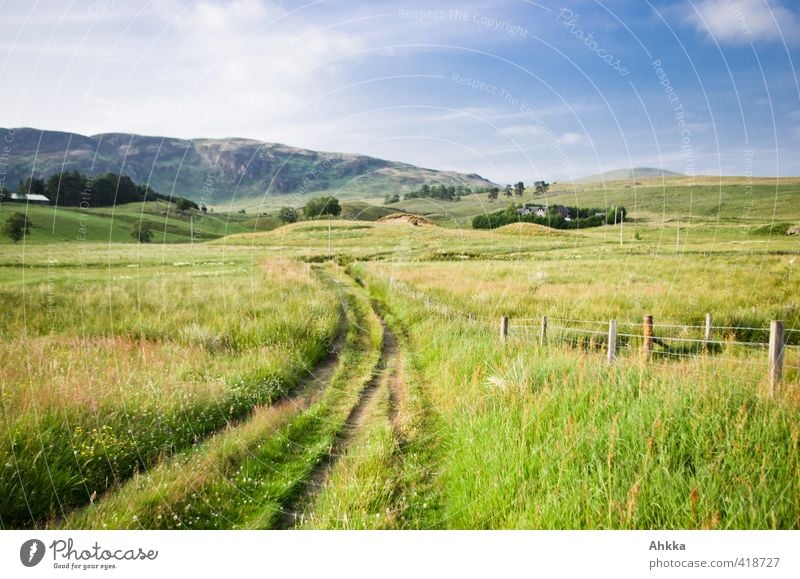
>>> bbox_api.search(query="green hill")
[0,200,263,244]
[1,128,495,209]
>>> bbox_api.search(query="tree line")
[401,183,485,202]
[2,171,198,209]
[472,203,627,230]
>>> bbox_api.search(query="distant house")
[552,205,571,218]
[10,193,50,205]
[517,204,547,217]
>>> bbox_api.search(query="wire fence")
[383,275,799,393]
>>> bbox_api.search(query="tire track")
[56,269,350,529]
[277,318,402,529]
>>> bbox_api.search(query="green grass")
[60,265,384,529]
[354,267,800,529]
[0,250,339,528]
[2,177,800,529]
[0,201,258,244]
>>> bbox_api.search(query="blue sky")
[1,0,799,182]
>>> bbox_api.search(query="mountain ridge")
[1,128,495,205]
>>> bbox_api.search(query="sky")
[1,0,799,183]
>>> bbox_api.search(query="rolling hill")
[570,167,685,184]
[0,128,495,208]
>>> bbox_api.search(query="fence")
[385,276,799,398]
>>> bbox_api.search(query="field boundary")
[382,275,799,396]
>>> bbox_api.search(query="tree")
[487,188,499,201]
[504,184,513,198]
[383,193,400,205]
[17,177,45,197]
[2,212,31,243]
[174,197,199,212]
[278,206,298,223]
[533,181,550,195]
[131,221,153,243]
[515,181,525,196]
[606,206,627,224]
[303,196,341,219]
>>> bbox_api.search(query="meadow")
[0,244,339,527]
[1,176,799,529]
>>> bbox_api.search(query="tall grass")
[356,264,800,529]
[0,256,339,528]
[61,266,384,530]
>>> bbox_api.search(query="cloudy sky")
[1,0,799,182]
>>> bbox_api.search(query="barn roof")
[10,193,50,202]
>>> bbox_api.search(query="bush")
[131,221,154,243]
[303,196,341,219]
[2,212,32,243]
[174,197,199,211]
[278,206,299,223]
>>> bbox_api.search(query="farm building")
[552,204,571,218]
[9,193,50,205]
[516,204,547,217]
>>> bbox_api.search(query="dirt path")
[276,318,404,529]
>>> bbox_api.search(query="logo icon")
[20,539,46,567]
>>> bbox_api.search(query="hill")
[0,200,266,244]
[570,167,685,184]
[0,128,495,208]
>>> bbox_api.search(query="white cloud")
[688,0,800,44]
[559,132,588,145]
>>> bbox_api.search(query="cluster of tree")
[10,171,198,209]
[275,196,342,224]
[488,181,526,201]
[486,181,551,201]
[472,203,626,230]
[404,183,476,202]
[278,206,299,223]
[2,212,32,243]
[302,196,341,219]
[383,193,400,205]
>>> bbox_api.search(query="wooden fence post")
[704,313,712,351]
[608,320,617,363]
[769,320,785,398]
[643,315,653,358]
[540,316,548,345]
[500,316,509,343]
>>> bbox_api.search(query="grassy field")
[0,200,281,243]
[1,178,799,529]
[0,246,340,527]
